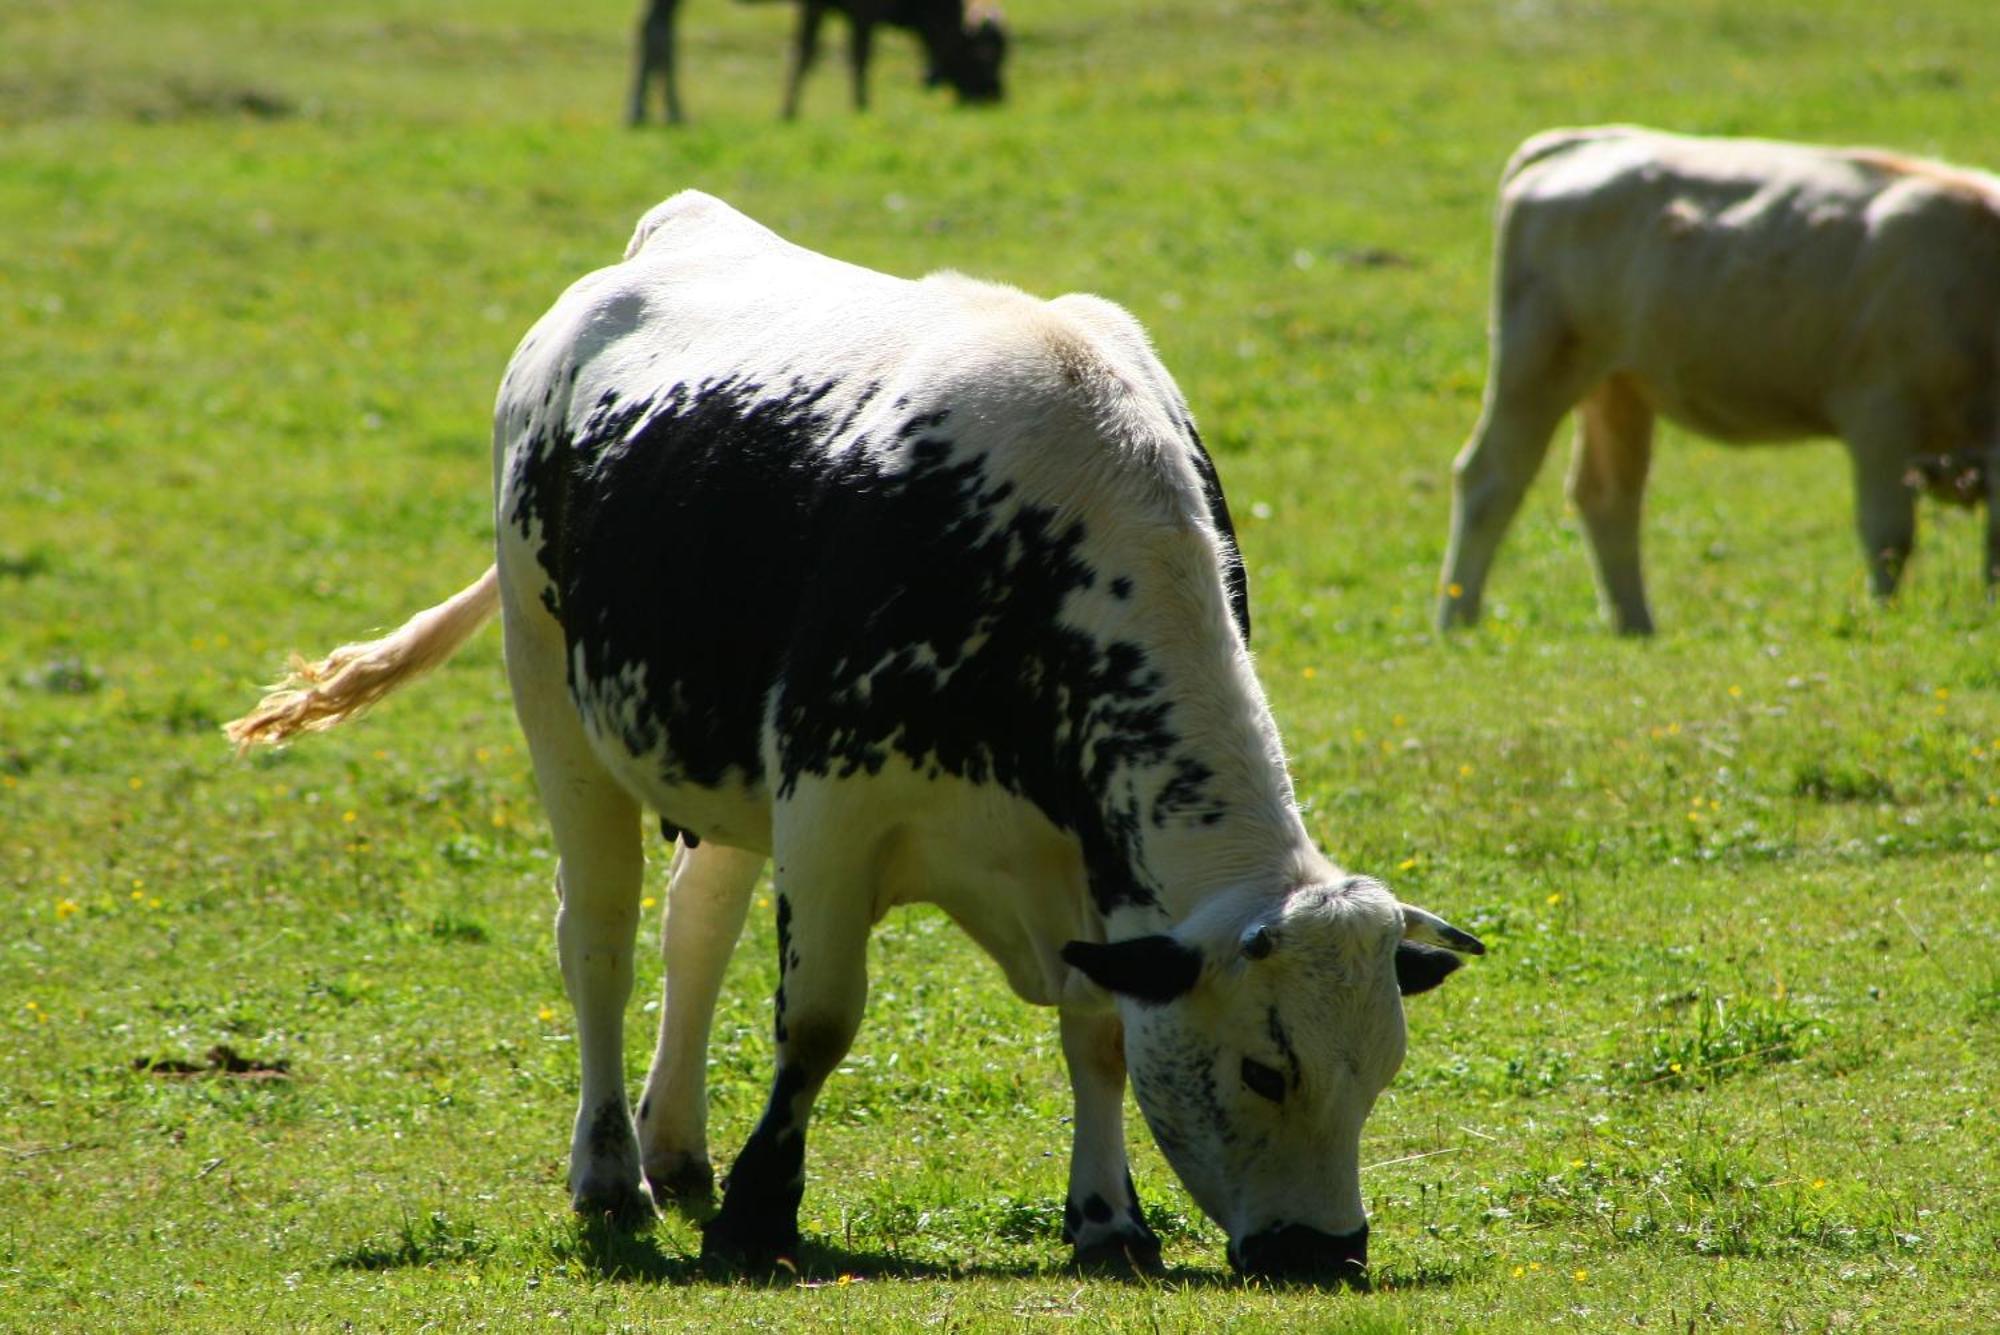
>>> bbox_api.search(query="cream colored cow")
[1439,126,2000,634]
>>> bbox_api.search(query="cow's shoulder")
[1843,150,2000,238]
[908,279,1206,498]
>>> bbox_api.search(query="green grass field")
[5,0,2000,1327]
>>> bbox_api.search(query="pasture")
[4,0,1998,1327]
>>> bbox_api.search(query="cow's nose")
[1230,1222,1369,1287]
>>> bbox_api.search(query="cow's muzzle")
[1229,1222,1369,1286]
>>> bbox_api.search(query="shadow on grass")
[333,1209,1470,1293]
[551,1215,1463,1293]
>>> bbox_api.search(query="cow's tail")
[225,564,502,752]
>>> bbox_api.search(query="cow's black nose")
[1230,1222,1369,1287]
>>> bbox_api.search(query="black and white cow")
[228,192,1482,1281]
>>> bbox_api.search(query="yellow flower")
[128,776,144,790]
[537,1005,556,1022]
[1459,763,1474,778]
[1573,1269,1589,1282]
[1669,1062,1683,1074]
[131,890,144,902]
[1397,857,1418,872]
[1446,583,1463,598]
[1511,1265,1526,1279]
[342,810,357,824]
[147,897,161,910]
[641,896,658,910]
[1545,892,1562,906]
[1727,685,1743,698]
[1935,687,1949,700]
[1301,666,1318,680]
[1528,1261,1542,1272]
[1811,1178,1827,1190]
[55,899,80,920]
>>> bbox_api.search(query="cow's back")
[1494,128,2000,443]
[494,193,1230,854]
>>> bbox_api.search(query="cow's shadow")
[557,1216,1194,1286]
[332,1209,1465,1292]
[551,1216,1465,1291]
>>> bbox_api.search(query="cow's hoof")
[700,1208,800,1270]
[571,1181,657,1231]
[644,1153,716,1208]
[1071,1231,1165,1276]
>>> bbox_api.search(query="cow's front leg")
[1984,448,2000,592]
[1059,1008,1163,1271]
[635,838,763,1205]
[701,886,870,1267]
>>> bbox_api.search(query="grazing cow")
[627,0,1006,126]
[228,192,1482,1281]
[1438,126,2000,635]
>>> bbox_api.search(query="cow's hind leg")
[702,829,872,1266]
[1567,373,1657,634]
[504,607,651,1226]
[1834,389,1921,598]
[781,2,829,120]
[1059,1009,1163,1272]
[1439,290,1599,629]
[635,838,763,1206]
[627,0,682,126]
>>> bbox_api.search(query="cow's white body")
[1439,126,2000,633]
[231,192,1480,1279]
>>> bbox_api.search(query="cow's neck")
[1070,530,1329,937]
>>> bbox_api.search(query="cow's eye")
[1240,1056,1286,1103]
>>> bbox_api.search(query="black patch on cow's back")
[512,374,845,789]
[510,371,1238,914]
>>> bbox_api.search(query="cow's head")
[929,4,1006,104]
[1062,876,1482,1283]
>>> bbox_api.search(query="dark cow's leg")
[781,3,829,121]
[845,17,874,112]
[504,605,653,1226]
[702,886,870,1266]
[1059,1009,1163,1271]
[636,840,763,1205]
[628,0,682,126]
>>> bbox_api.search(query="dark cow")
[628,0,1006,126]
[228,192,1481,1281]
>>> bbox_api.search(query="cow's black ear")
[1396,941,1464,996]
[1062,936,1203,1004]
